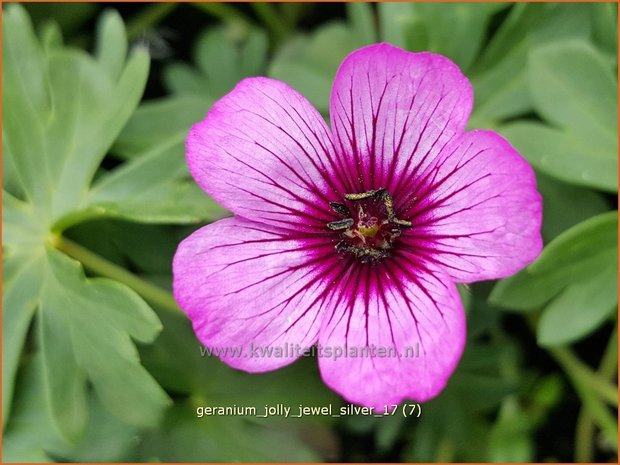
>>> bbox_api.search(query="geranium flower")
[173,43,542,407]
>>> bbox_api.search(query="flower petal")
[187,77,347,233]
[329,43,473,196]
[400,130,543,282]
[173,217,338,372]
[318,265,465,408]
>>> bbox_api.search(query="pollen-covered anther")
[327,188,412,263]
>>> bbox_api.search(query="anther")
[327,218,354,231]
[329,202,351,217]
[344,188,386,201]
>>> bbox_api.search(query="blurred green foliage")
[2,2,618,463]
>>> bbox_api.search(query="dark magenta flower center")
[327,188,411,263]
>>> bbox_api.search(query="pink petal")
[329,43,473,196]
[173,217,338,372]
[318,264,465,408]
[186,77,347,233]
[400,130,543,282]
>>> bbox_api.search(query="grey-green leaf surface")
[112,96,212,159]
[2,250,44,426]
[88,138,228,224]
[500,40,617,192]
[95,9,128,80]
[268,13,373,114]
[138,402,321,462]
[383,3,507,72]
[469,3,594,127]
[2,4,170,443]
[536,173,609,241]
[529,40,617,142]
[3,356,68,462]
[487,399,533,462]
[164,25,268,100]
[490,212,618,346]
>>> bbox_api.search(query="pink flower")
[173,43,542,407]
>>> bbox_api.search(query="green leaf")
[3,3,51,207]
[375,415,407,453]
[3,3,151,219]
[87,138,228,224]
[377,3,416,49]
[487,399,533,462]
[534,213,618,346]
[107,95,227,226]
[403,340,517,461]
[3,354,141,463]
[537,266,616,346]
[490,212,618,345]
[529,40,617,142]
[536,173,609,241]
[469,3,594,127]
[500,122,617,193]
[378,3,506,71]
[590,3,618,58]
[164,64,212,97]
[268,20,371,113]
[2,250,44,427]
[469,54,532,128]
[2,135,22,198]
[140,310,339,412]
[3,4,170,441]
[474,3,592,74]
[39,248,170,436]
[504,40,618,192]
[137,311,338,461]
[39,21,63,51]
[95,9,128,81]
[48,393,141,463]
[113,96,212,159]
[489,266,567,313]
[411,3,507,71]
[347,3,377,44]
[138,401,321,462]
[3,355,67,462]
[530,211,617,276]
[164,25,268,99]
[38,292,89,442]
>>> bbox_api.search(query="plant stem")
[53,235,182,316]
[599,324,618,379]
[575,323,619,461]
[549,347,618,407]
[575,409,595,462]
[550,346,618,452]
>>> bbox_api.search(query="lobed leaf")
[268,14,373,114]
[164,25,268,100]
[95,9,128,80]
[500,40,617,192]
[490,212,618,346]
[138,402,321,462]
[469,3,594,127]
[3,4,171,443]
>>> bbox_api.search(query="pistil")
[327,188,412,263]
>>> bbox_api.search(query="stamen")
[344,188,386,201]
[329,202,351,217]
[327,218,354,231]
[392,218,412,227]
[327,188,413,263]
